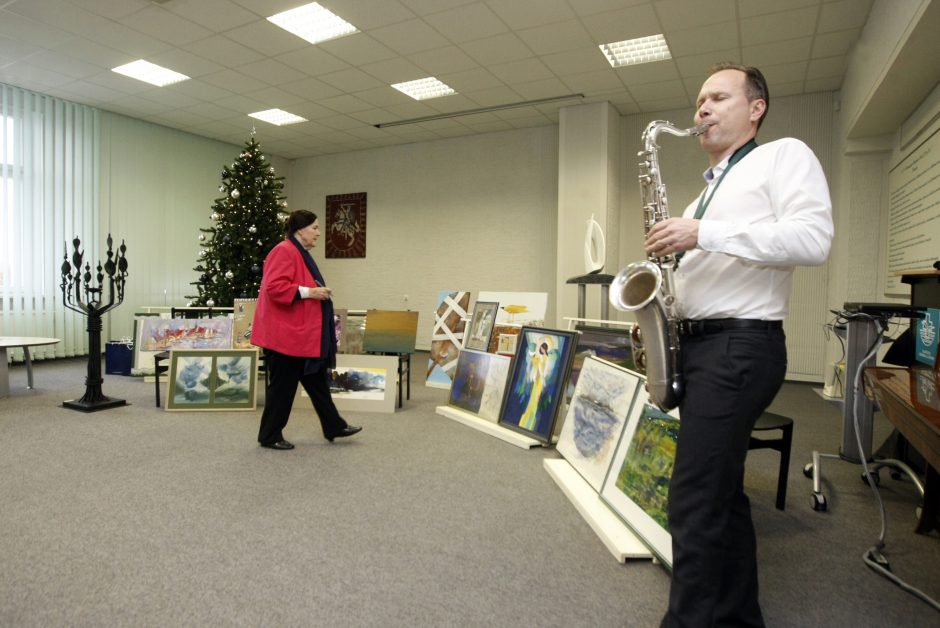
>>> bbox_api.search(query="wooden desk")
[0,337,61,397]
[865,367,940,534]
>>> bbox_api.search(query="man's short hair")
[708,62,769,129]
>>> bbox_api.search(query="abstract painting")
[498,327,577,443]
[557,356,641,491]
[601,388,680,568]
[426,291,471,389]
[463,300,499,352]
[232,298,257,349]
[568,324,637,401]
[448,349,511,422]
[134,316,234,373]
[166,349,258,411]
[325,192,366,258]
[363,309,419,354]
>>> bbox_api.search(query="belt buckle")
[680,320,701,337]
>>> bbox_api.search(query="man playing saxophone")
[646,63,834,627]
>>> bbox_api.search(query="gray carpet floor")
[0,354,938,627]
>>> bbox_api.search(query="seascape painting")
[363,309,419,354]
[498,327,577,443]
[556,357,641,491]
[426,291,471,389]
[134,316,234,373]
[172,355,212,406]
[601,389,680,567]
[330,366,388,400]
[568,324,637,401]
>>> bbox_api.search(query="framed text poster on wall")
[325,192,367,258]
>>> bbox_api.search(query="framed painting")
[334,308,348,353]
[489,324,522,355]
[448,349,511,422]
[363,309,419,354]
[477,291,547,326]
[497,327,577,443]
[557,356,641,492]
[342,311,366,354]
[463,301,499,351]
[134,316,234,373]
[312,353,398,414]
[600,387,680,568]
[325,192,366,258]
[166,348,258,411]
[568,324,638,401]
[232,298,257,348]
[426,290,471,389]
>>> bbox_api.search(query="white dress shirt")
[675,137,834,321]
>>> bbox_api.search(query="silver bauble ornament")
[211,212,219,221]
[225,270,234,280]
[230,189,240,199]
[249,225,257,234]
[198,250,206,258]
[198,234,205,241]
[207,299,215,307]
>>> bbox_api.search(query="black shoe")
[260,440,294,450]
[325,425,362,442]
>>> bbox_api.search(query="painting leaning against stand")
[426,290,471,389]
[497,327,577,444]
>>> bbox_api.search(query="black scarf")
[289,236,336,371]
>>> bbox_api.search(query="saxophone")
[609,120,710,410]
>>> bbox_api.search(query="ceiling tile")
[244,85,309,107]
[487,0,576,29]
[397,0,478,17]
[489,57,554,84]
[804,75,842,92]
[807,55,848,80]
[742,37,813,67]
[275,47,350,77]
[540,47,609,76]
[369,18,453,55]
[423,3,509,43]
[512,77,574,100]
[164,0,259,32]
[407,45,479,75]
[201,69,269,94]
[666,22,740,58]
[516,19,595,55]
[66,0,150,20]
[560,69,624,94]
[0,63,78,89]
[350,86,413,108]
[322,0,416,30]
[810,29,862,58]
[237,58,309,86]
[759,61,810,86]
[741,7,819,47]
[318,67,385,92]
[460,33,533,66]
[819,0,873,33]
[149,48,225,79]
[117,5,214,47]
[615,60,681,86]
[280,77,344,101]
[359,57,427,84]
[182,36,266,68]
[223,19,308,57]
[580,4,662,45]
[463,85,524,107]
[673,49,741,78]
[437,67,503,92]
[319,33,398,67]
[654,0,737,32]
[738,0,819,18]
[317,93,376,114]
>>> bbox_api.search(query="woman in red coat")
[251,209,361,450]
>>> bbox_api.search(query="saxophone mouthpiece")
[690,122,714,136]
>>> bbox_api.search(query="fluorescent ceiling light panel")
[267,2,358,45]
[391,77,456,101]
[248,109,308,126]
[111,60,189,86]
[599,34,672,68]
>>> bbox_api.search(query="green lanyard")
[692,138,759,220]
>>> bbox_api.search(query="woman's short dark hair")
[709,62,770,129]
[284,209,318,237]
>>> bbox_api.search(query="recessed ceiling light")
[248,109,308,126]
[391,77,456,101]
[599,34,672,68]
[111,60,189,86]
[267,2,358,45]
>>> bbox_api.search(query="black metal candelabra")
[60,234,129,412]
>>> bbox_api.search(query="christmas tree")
[188,135,287,307]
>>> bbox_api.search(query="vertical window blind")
[1,83,100,362]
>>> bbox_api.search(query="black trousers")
[257,349,348,445]
[662,328,787,628]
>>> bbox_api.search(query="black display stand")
[566,273,615,320]
[60,235,129,412]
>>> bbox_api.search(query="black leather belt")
[679,318,783,337]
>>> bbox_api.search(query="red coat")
[251,239,324,357]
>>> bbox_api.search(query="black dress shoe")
[325,425,362,442]
[260,440,294,450]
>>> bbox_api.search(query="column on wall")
[556,102,621,326]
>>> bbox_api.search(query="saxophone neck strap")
[692,138,759,221]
